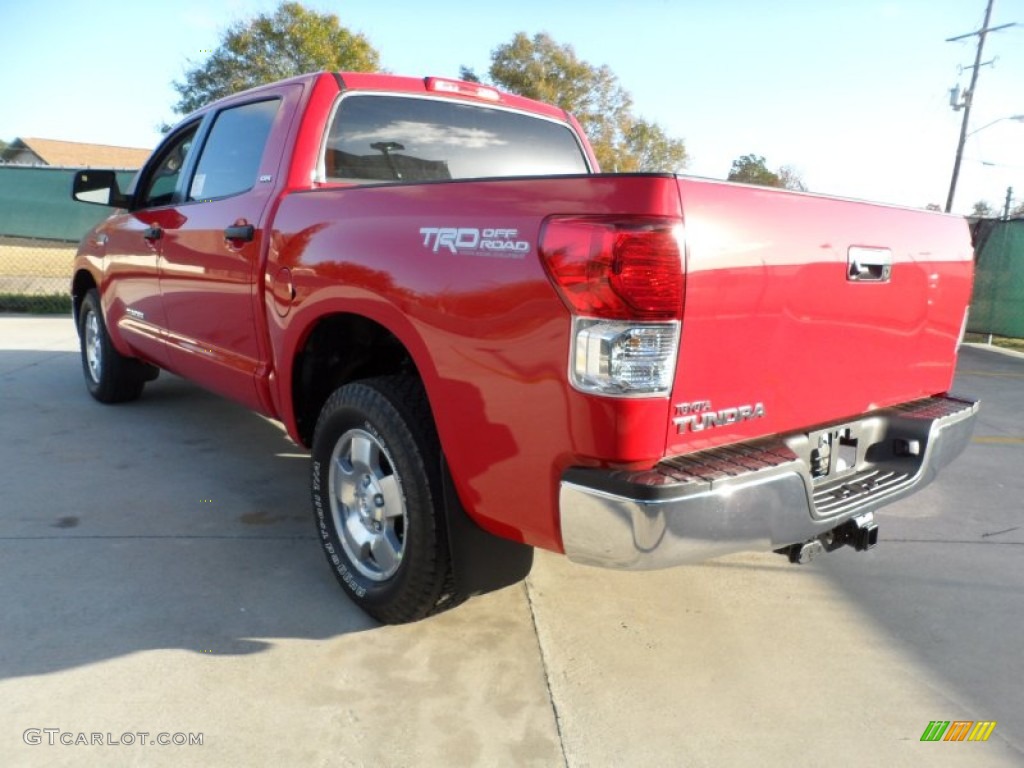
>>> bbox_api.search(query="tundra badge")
[673,400,766,433]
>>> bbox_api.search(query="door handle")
[847,247,892,282]
[143,225,162,241]
[224,224,255,242]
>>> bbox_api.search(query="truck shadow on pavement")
[0,352,378,680]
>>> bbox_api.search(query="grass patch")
[964,332,1024,352]
[0,293,72,314]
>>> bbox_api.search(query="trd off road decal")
[419,227,530,259]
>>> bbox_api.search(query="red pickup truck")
[71,71,978,623]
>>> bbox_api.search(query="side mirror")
[72,170,130,208]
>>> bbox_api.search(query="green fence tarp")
[969,219,1024,339]
[0,166,136,242]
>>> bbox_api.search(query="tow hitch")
[780,513,879,564]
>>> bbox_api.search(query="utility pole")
[944,0,1014,212]
[1004,186,1014,219]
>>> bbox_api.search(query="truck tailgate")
[668,177,974,455]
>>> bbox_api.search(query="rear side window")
[322,94,589,183]
[189,99,279,201]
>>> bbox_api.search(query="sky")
[2,0,1022,215]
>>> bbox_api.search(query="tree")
[727,154,780,186]
[727,154,807,191]
[458,66,481,84]
[777,165,807,192]
[172,2,379,115]
[1010,201,1024,219]
[484,33,687,173]
[616,118,687,173]
[971,200,995,217]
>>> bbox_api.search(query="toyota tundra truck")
[70,71,978,623]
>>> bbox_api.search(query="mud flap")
[441,457,534,597]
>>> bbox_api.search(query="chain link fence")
[968,218,1024,341]
[0,235,76,313]
[0,165,135,314]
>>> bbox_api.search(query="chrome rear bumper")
[559,395,978,569]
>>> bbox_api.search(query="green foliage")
[618,118,687,174]
[728,155,780,186]
[486,33,687,173]
[172,2,379,115]
[728,154,807,191]
[971,200,995,217]
[0,293,72,314]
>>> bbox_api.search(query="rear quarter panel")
[268,175,683,551]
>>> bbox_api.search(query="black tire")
[311,376,462,624]
[78,289,153,403]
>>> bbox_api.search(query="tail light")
[540,216,684,397]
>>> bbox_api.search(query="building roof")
[5,137,151,169]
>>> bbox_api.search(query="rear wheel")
[311,376,463,624]
[78,290,154,403]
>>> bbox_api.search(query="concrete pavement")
[1,316,1021,766]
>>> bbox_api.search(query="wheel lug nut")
[374,494,384,507]
[362,475,372,488]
